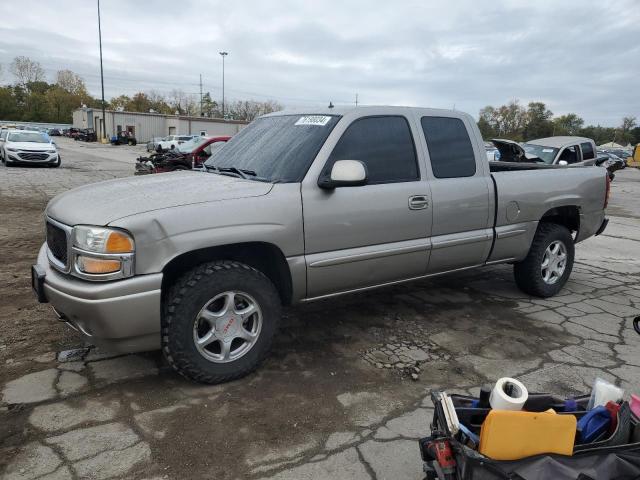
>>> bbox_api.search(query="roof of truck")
[263,105,469,117]
[526,136,594,148]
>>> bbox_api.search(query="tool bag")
[419,392,640,480]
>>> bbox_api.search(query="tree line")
[0,56,282,123]
[478,100,639,146]
[1,56,638,144]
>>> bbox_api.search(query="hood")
[47,171,274,226]
[491,139,539,162]
[7,141,53,151]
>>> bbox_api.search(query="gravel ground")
[1,137,639,479]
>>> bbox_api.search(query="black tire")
[162,260,281,384]
[514,223,574,298]
[50,155,61,168]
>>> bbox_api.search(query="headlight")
[6,147,17,152]
[73,226,135,254]
[46,149,56,153]
[71,226,135,278]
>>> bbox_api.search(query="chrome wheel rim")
[193,291,262,363]
[541,240,567,285]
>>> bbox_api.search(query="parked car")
[76,128,98,142]
[0,128,8,160]
[48,128,62,136]
[595,152,626,179]
[521,136,598,166]
[155,134,199,152]
[605,149,631,160]
[33,106,609,384]
[136,136,230,174]
[110,132,137,146]
[146,137,164,152]
[2,129,60,167]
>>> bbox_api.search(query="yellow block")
[479,409,576,460]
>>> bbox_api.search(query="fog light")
[77,256,121,274]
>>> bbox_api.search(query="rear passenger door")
[302,115,432,298]
[419,116,493,273]
[579,141,596,166]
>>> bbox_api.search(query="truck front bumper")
[34,243,162,353]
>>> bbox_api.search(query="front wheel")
[162,260,281,384]
[514,223,574,297]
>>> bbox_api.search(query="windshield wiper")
[217,166,256,179]
[203,164,259,180]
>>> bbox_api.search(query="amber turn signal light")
[77,256,122,274]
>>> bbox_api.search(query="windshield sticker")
[542,148,554,152]
[295,115,332,126]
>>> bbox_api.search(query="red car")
[135,136,230,175]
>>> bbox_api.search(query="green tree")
[109,95,131,111]
[523,102,553,140]
[126,92,153,112]
[552,114,584,135]
[0,86,18,119]
[200,92,220,117]
[617,116,637,145]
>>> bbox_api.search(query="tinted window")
[326,116,418,184]
[206,115,340,183]
[581,142,595,160]
[421,117,476,178]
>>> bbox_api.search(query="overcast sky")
[0,0,638,126]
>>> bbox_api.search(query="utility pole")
[355,93,358,106]
[199,74,203,117]
[219,51,228,118]
[97,0,107,142]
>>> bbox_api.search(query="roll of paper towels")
[489,377,528,411]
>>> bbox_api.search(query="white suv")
[2,130,60,167]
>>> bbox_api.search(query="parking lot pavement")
[1,142,639,479]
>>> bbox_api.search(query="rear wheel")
[162,260,281,384]
[514,223,574,297]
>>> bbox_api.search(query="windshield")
[523,143,559,164]
[178,136,207,153]
[7,131,49,143]
[204,114,340,182]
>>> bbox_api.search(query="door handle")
[408,195,429,210]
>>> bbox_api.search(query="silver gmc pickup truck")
[32,106,609,383]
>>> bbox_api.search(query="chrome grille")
[46,221,68,266]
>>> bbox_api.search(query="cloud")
[0,0,638,125]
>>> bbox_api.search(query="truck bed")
[489,161,564,172]
[487,165,607,263]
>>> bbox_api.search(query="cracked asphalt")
[1,138,639,479]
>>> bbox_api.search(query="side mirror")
[558,160,568,166]
[318,160,367,189]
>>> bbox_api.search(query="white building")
[72,108,248,142]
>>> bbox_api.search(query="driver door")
[301,115,432,299]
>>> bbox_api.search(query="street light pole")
[97,0,107,141]
[219,51,228,118]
